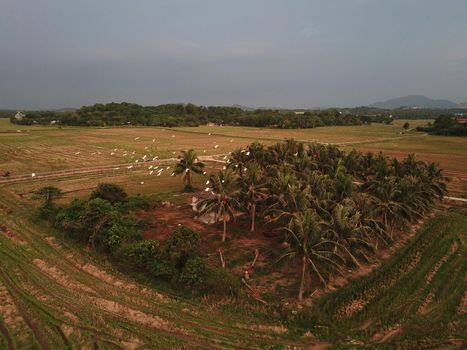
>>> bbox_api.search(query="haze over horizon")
[1,0,466,110]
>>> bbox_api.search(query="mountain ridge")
[370,95,459,109]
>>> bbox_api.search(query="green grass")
[298,209,467,349]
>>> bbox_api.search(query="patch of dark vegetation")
[417,115,467,136]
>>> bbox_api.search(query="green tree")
[90,183,128,204]
[239,162,269,232]
[173,149,205,191]
[32,186,63,207]
[200,170,241,242]
[280,210,344,301]
[81,198,116,249]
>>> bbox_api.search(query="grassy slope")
[306,209,466,349]
[1,185,465,348]
[0,186,303,349]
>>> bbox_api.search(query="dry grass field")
[1,118,466,196]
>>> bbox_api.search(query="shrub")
[164,225,200,269]
[203,267,241,296]
[55,199,86,236]
[37,203,58,220]
[32,186,63,207]
[116,195,150,211]
[148,256,175,279]
[80,198,116,243]
[178,257,206,287]
[119,240,160,270]
[96,219,141,254]
[90,183,128,204]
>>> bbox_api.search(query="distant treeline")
[10,102,389,128]
[9,102,467,128]
[416,115,467,136]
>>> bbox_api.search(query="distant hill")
[53,107,77,112]
[231,104,255,111]
[370,95,459,109]
[458,101,467,109]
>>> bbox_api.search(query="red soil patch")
[139,205,210,241]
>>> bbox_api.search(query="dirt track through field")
[167,126,429,146]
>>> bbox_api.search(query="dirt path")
[168,127,428,146]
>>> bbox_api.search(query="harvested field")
[1,118,466,348]
[1,119,466,197]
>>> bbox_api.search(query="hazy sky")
[1,0,466,109]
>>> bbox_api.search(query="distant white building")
[14,112,25,120]
[294,111,305,115]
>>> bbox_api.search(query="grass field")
[0,118,466,348]
[1,118,466,196]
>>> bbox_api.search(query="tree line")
[12,102,387,128]
[416,115,467,136]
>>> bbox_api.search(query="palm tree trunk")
[222,215,227,242]
[250,204,256,232]
[298,255,308,301]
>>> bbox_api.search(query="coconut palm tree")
[279,210,344,301]
[363,177,399,223]
[425,162,448,198]
[267,167,311,227]
[239,162,269,232]
[323,200,373,264]
[227,149,249,176]
[173,149,205,191]
[200,170,241,242]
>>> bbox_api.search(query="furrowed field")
[0,117,466,349]
[1,118,466,196]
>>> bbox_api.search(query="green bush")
[203,267,241,296]
[148,256,175,279]
[164,225,200,269]
[118,240,159,270]
[96,219,141,254]
[179,257,206,287]
[90,183,128,204]
[55,199,86,237]
[116,195,150,211]
[37,203,58,220]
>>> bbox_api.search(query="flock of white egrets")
[30,132,239,188]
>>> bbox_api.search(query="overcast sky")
[1,0,466,109]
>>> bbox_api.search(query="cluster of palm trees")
[175,140,448,300]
